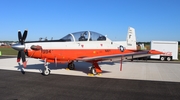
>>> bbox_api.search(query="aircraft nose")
[11,43,25,51]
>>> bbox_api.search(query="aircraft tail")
[126,27,137,50]
[113,27,137,50]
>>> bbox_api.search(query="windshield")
[59,34,73,42]
[59,31,107,42]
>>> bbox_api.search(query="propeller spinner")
[11,30,28,68]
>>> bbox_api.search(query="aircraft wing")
[76,50,163,62]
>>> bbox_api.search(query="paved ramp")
[0,58,180,82]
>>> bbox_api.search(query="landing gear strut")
[43,61,51,76]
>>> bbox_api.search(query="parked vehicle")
[150,41,179,61]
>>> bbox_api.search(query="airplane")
[11,27,163,76]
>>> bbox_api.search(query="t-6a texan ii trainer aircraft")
[11,27,163,76]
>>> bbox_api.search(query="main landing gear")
[89,58,123,76]
[66,61,102,76]
[88,62,102,76]
[41,60,104,76]
[67,61,75,70]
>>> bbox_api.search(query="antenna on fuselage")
[39,37,43,41]
[44,37,48,41]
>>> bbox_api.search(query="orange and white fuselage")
[12,27,163,76]
[25,37,133,63]
[25,27,137,63]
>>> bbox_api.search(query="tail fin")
[126,27,137,50]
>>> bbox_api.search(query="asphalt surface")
[1,56,180,100]
[0,69,180,100]
[0,55,16,59]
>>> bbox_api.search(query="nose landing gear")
[43,59,51,76]
[43,65,51,76]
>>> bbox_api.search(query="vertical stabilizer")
[126,27,137,50]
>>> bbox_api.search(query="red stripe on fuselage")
[26,49,134,63]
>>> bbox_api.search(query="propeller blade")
[18,30,22,43]
[17,51,21,62]
[21,51,27,68]
[16,30,28,67]
[22,30,28,42]
[21,51,26,62]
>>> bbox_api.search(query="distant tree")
[137,42,150,45]
[144,42,150,45]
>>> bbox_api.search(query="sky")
[0,0,180,42]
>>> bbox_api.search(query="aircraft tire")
[68,63,75,70]
[90,67,97,75]
[43,69,50,76]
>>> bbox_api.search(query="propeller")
[16,30,28,68]
[18,30,27,45]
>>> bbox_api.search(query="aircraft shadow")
[14,60,112,75]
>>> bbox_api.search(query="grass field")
[0,46,17,55]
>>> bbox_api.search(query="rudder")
[126,27,137,50]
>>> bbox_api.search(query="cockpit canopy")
[59,31,109,42]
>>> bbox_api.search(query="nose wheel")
[43,67,51,76]
[43,62,51,76]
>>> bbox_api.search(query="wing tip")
[149,50,164,54]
